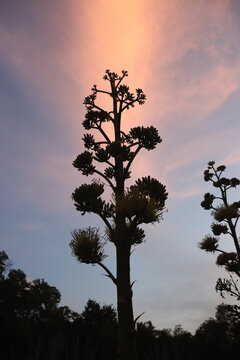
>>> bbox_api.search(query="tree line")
[1,250,240,360]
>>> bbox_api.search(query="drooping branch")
[98,262,117,285]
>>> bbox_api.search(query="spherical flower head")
[213,204,239,222]
[199,236,218,252]
[70,227,106,264]
[216,252,239,272]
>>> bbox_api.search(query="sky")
[0,0,240,333]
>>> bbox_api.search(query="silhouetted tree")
[78,299,117,359]
[0,250,9,279]
[199,161,240,301]
[0,250,79,360]
[194,303,240,360]
[70,70,168,360]
[136,321,157,360]
[171,325,192,360]
[194,317,228,360]
[215,303,240,350]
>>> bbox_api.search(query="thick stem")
[213,165,240,256]
[228,221,240,256]
[111,77,137,360]
[114,184,136,359]
[116,242,136,360]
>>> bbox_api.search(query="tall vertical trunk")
[116,241,136,360]
[114,157,137,359]
[112,78,137,360]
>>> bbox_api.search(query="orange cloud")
[77,0,149,83]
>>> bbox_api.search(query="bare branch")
[130,280,137,288]
[94,169,115,191]
[116,71,128,88]
[97,212,113,232]
[93,156,114,168]
[120,130,128,139]
[134,312,145,325]
[91,102,114,122]
[230,275,240,296]
[234,216,239,228]
[122,98,139,112]
[95,89,111,96]
[95,141,110,146]
[95,123,111,144]
[126,145,141,173]
[127,142,140,149]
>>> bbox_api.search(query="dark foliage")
[1,251,240,360]
[0,250,116,360]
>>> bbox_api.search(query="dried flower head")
[70,227,106,264]
[199,236,218,252]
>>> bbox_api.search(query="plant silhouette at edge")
[199,161,240,302]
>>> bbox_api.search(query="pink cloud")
[141,0,240,124]
[1,0,239,209]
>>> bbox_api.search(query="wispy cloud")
[143,0,240,124]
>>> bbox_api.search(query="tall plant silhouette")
[70,70,168,360]
[199,161,240,301]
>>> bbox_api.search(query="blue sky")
[1,0,240,332]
